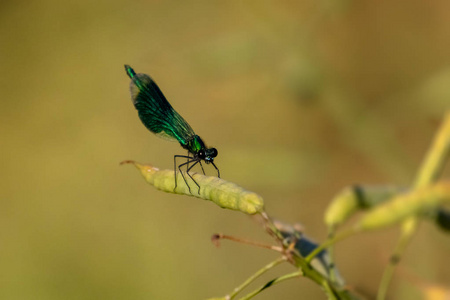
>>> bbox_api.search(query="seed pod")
[121,160,264,215]
[324,185,403,227]
[355,181,450,231]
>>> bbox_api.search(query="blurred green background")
[1,0,450,299]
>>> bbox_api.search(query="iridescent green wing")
[125,65,195,145]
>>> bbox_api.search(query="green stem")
[229,256,287,299]
[327,228,339,286]
[260,211,286,243]
[413,112,450,188]
[305,228,358,264]
[377,113,450,300]
[376,218,417,300]
[260,214,355,299]
[238,271,302,300]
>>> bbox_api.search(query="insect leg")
[186,150,190,171]
[198,161,206,175]
[211,161,220,178]
[178,160,193,194]
[174,155,194,192]
[178,159,199,194]
[186,160,201,194]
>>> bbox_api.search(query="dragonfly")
[125,65,220,193]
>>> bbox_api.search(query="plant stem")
[377,112,450,300]
[376,218,417,300]
[228,256,287,299]
[260,211,286,243]
[238,271,303,300]
[305,228,358,264]
[212,233,283,252]
[414,112,450,188]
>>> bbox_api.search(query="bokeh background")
[1,0,450,299]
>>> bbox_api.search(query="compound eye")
[211,148,218,157]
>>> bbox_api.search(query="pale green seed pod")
[355,181,450,231]
[324,185,403,228]
[122,160,264,215]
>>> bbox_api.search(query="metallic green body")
[125,64,219,193]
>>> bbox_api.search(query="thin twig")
[376,218,417,300]
[260,212,286,243]
[377,113,450,300]
[227,256,287,299]
[305,228,358,264]
[238,271,303,300]
[211,233,283,252]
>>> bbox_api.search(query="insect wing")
[129,72,195,145]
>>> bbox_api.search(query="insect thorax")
[182,135,206,154]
